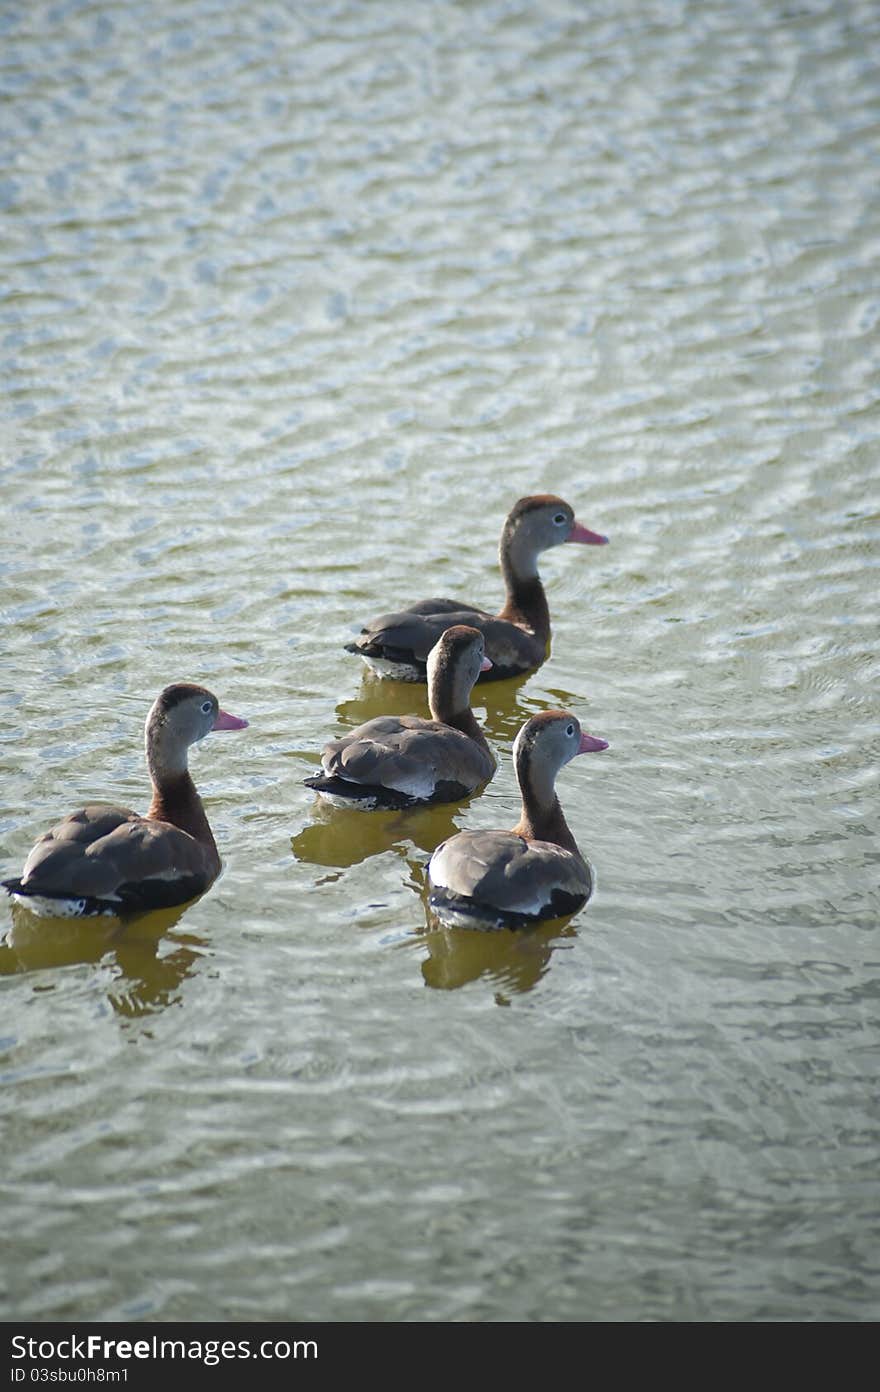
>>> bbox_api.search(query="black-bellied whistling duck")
[345,495,608,682]
[428,710,607,929]
[3,683,247,918]
[306,626,495,810]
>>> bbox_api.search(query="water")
[1,0,878,1321]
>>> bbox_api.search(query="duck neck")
[147,770,216,848]
[146,738,218,857]
[512,748,581,856]
[430,696,491,752]
[513,795,580,857]
[498,545,551,640]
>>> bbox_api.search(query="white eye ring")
[554,512,567,525]
[201,700,213,715]
[566,723,575,737]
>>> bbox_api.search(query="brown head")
[426,626,493,724]
[513,709,608,813]
[145,683,248,780]
[499,496,608,584]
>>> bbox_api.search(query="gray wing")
[349,602,543,675]
[321,717,494,798]
[428,829,590,915]
[351,602,494,663]
[17,804,214,901]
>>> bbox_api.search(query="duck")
[2,683,248,918]
[345,494,608,682]
[305,625,495,810]
[427,709,607,929]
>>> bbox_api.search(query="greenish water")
[1,0,878,1321]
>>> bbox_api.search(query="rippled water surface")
[1,0,878,1321]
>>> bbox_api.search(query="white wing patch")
[9,892,118,919]
[360,656,423,682]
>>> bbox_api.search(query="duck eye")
[566,723,575,737]
[201,700,213,715]
[554,513,567,526]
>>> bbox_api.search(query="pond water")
[1,0,878,1321]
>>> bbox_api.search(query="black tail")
[304,774,420,810]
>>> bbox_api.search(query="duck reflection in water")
[0,900,208,1019]
[292,797,465,871]
[415,911,579,999]
[394,847,583,998]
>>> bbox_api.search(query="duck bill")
[578,732,608,753]
[480,656,493,672]
[568,521,608,545]
[213,709,249,731]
